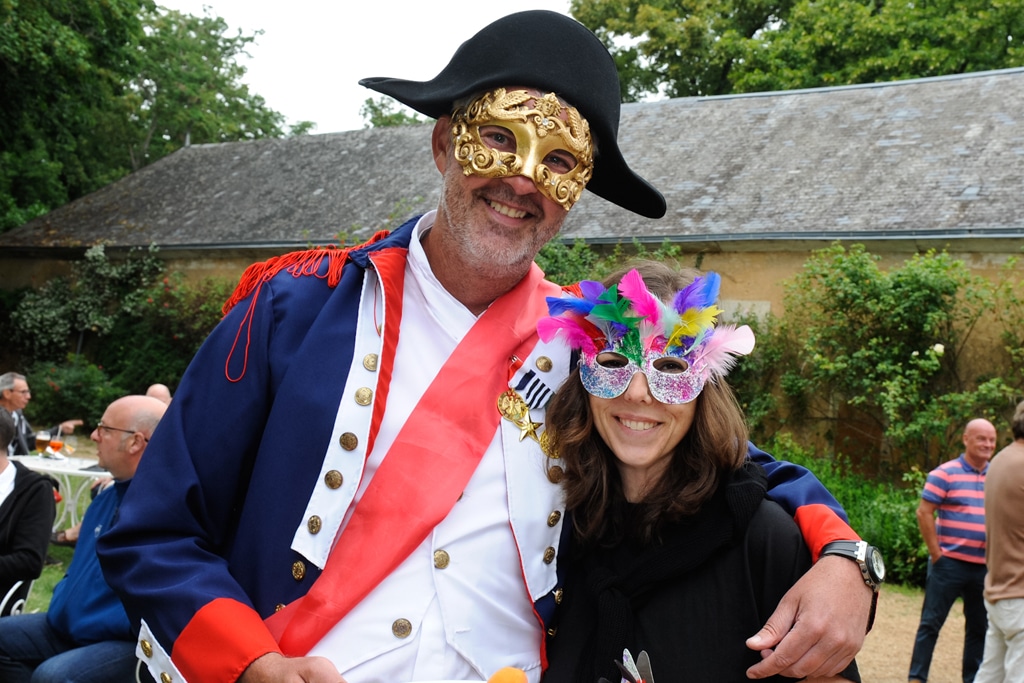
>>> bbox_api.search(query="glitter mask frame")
[451,88,594,210]
[579,352,707,405]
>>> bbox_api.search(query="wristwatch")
[821,540,885,633]
[821,540,886,590]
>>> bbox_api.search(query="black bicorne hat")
[359,10,666,219]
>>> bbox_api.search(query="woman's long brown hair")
[545,261,750,545]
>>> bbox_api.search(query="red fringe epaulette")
[222,230,392,315]
[562,282,584,297]
[222,230,391,382]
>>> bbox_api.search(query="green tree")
[571,0,796,100]
[359,96,426,128]
[569,0,1024,100]
[0,0,150,231]
[0,2,308,232]
[126,6,309,169]
[732,0,1024,93]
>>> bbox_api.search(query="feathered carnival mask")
[537,269,755,404]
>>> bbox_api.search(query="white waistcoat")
[296,215,569,682]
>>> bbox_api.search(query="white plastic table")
[11,455,109,530]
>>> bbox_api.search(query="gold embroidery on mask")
[451,88,594,210]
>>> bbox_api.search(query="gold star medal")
[497,389,543,443]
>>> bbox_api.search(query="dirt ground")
[857,587,968,683]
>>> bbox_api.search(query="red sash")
[267,264,560,654]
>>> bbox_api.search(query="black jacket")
[544,463,860,683]
[0,460,56,615]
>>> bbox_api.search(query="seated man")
[0,372,83,456]
[0,409,55,617]
[0,395,167,683]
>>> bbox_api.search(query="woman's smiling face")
[589,369,697,502]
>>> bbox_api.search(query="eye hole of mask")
[595,351,631,369]
[582,352,701,404]
[651,356,689,374]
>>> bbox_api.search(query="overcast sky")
[160,1,572,134]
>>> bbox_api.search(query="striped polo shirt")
[922,454,987,564]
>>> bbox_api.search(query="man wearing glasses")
[0,394,166,683]
[0,372,83,456]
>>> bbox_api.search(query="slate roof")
[3,67,1022,253]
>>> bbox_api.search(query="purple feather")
[578,280,605,303]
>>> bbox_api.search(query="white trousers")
[974,597,1024,683]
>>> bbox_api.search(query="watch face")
[867,548,886,583]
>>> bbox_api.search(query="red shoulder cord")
[222,232,391,382]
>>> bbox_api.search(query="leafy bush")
[726,309,795,442]
[96,273,233,392]
[764,433,928,587]
[10,244,163,364]
[25,355,127,429]
[538,237,685,287]
[6,245,233,396]
[536,239,608,286]
[778,244,1019,471]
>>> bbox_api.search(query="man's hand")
[745,554,872,679]
[239,652,347,683]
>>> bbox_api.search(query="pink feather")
[692,324,755,377]
[537,316,599,356]
[617,268,663,349]
[618,269,662,326]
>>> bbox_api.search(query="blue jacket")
[49,480,132,643]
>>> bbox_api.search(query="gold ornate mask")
[451,88,594,210]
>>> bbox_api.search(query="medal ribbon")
[267,265,560,654]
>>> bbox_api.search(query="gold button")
[547,511,561,527]
[339,432,358,451]
[547,627,558,637]
[325,470,343,489]
[543,547,556,564]
[536,356,553,372]
[363,353,379,372]
[307,515,322,534]
[292,561,306,581]
[392,618,412,638]
[554,587,564,605]
[354,387,373,406]
[433,549,450,569]
[547,465,564,484]
[275,603,285,612]
[161,674,173,683]
[140,639,153,658]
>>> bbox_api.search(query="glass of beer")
[35,431,51,453]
